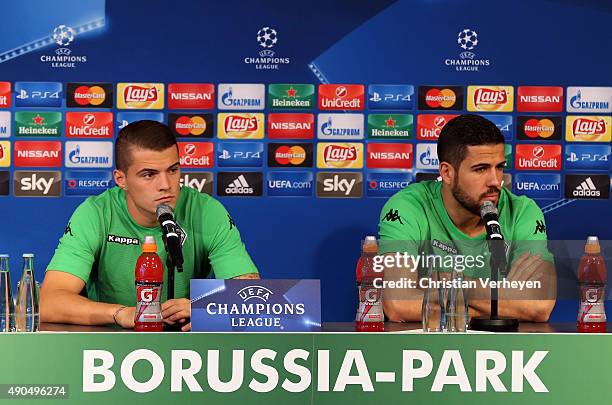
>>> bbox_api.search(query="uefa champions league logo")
[40,24,88,68]
[444,27,490,72]
[53,25,75,47]
[244,26,290,69]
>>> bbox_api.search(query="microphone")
[156,203,184,271]
[480,200,506,276]
[480,201,503,241]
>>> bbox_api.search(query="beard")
[451,176,500,217]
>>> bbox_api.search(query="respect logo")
[316,143,363,169]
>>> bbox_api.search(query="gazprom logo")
[218,84,265,110]
[567,87,612,113]
[237,286,273,302]
[317,113,364,139]
[416,143,440,169]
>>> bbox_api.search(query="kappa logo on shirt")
[382,209,403,224]
[107,234,140,245]
[228,214,236,231]
[431,240,458,255]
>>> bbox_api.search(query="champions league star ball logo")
[256,27,278,48]
[457,28,478,51]
[52,25,75,47]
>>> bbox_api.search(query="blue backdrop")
[0,0,610,322]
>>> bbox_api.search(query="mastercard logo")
[175,115,207,136]
[523,118,555,138]
[425,88,457,108]
[73,85,107,106]
[274,145,306,165]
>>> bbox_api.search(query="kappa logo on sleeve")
[228,214,236,230]
[382,209,403,224]
[107,234,140,245]
[64,222,74,236]
[533,220,546,235]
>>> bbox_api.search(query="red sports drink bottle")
[355,236,384,331]
[134,236,164,332]
[577,236,607,333]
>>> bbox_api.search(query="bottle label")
[578,286,607,323]
[135,282,163,323]
[356,286,383,322]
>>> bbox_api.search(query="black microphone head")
[480,200,498,219]
[156,203,173,219]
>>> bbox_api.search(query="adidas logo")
[573,177,600,197]
[225,175,253,194]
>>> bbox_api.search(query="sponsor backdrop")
[0,0,610,322]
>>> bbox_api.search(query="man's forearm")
[40,289,124,326]
[232,272,260,279]
[469,299,555,322]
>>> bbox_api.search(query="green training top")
[47,186,258,305]
[378,180,552,278]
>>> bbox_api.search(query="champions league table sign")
[190,280,321,331]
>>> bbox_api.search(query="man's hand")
[114,306,135,329]
[507,251,544,283]
[162,298,191,331]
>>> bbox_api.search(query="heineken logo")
[14,112,62,136]
[267,84,314,109]
[368,114,413,139]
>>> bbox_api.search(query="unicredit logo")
[178,142,213,168]
[66,112,113,138]
[515,144,561,170]
[318,84,364,110]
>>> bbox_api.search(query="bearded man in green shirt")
[379,114,556,323]
[40,120,259,331]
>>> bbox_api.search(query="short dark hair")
[437,114,504,168]
[115,120,177,171]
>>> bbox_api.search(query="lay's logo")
[467,86,514,112]
[217,113,264,139]
[316,143,363,169]
[116,83,164,109]
[566,116,611,142]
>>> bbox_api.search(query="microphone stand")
[162,234,187,332]
[470,239,519,332]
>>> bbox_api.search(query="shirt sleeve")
[46,199,102,283]
[510,198,554,263]
[377,195,424,256]
[204,198,258,279]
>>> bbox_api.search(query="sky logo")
[565,145,611,171]
[65,170,113,196]
[14,82,63,107]
[266,171,313,197]
[217,142,264,167]
[366,171,413,197]
[513,173,561,199]
[367,85,414,110]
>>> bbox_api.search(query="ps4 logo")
[219,150,262,159]
[567,153,608,163]
[369,92,412,102]
[16,90,60,100]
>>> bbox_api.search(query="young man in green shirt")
[379,114,556,322]
[40,121,259,331]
